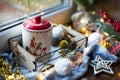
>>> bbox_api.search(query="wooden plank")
[12,42,36,71]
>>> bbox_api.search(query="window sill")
[0,0,77,51]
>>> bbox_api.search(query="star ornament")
[89,55,114,75]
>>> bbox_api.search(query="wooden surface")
[78,62,120,80]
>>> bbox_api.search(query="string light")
[6,74,14,80]
[68,26,72,29]
[85,32,89,36]
[117,72,120,77]
[92,11,96,15]
[115,40,118,43]
[48,0,52,2]
[80,27,87,34]
[100,18,104,22]
[80,18,88,23]
[40,12,45,16]
[39,5,44,9]
[35,3,39,7]
[103,32,109,36]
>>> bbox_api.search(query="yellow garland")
[0,57,28,80]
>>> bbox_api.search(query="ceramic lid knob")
[23,16,51,30]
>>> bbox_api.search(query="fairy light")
[104,32,109,36]
[103,14,108,19]
[80,19,86,23]
[52,23,58,26]
[39,5,44,9]
[115,40,118,43]
[100,18,104,23]
[35,3,39,7]
[48,0,52,2]
[7,74,14,80]
[85,32,89,36]
[118,72,120,77]
[40,12,45,16]
[81,27,87,34]
[68,26,72,29]
[92,11,96,15]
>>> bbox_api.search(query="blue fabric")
[85,44,118,62]
[45,44,118,80]
[0,44,117,80]
[45,55,90,80]
[0,52,14,67]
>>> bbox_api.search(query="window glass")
[0,0,62,26]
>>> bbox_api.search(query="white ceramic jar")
[22,16,52,56]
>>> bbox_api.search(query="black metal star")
[89,55,114,75]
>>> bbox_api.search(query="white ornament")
[89,55,114,75]
[54,58,72,76]
[71,12,84,22]
[52,25,64,40]
[71,12,91,32]
[87,32,103,47]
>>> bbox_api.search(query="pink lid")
[23,16,51,30]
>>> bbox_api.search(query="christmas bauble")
[52,25,65,46]
[54,58,72,76]
[52,26,64,40]
[103,41,112,49]
[87,32,103,46]
[59,40,69,48]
